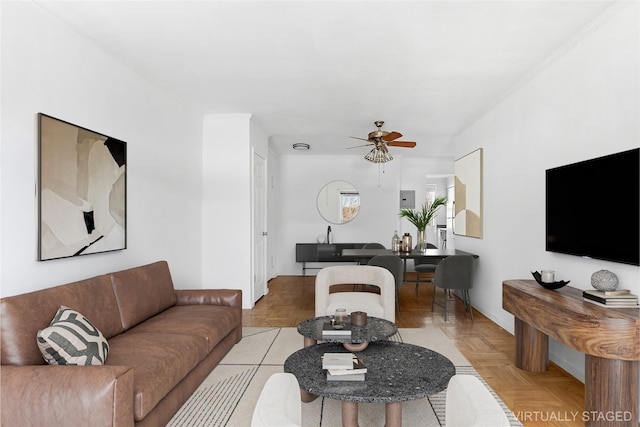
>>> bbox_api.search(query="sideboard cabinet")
[295,243,367,275]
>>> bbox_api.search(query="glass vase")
[417,229,427,253]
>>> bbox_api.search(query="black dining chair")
[353,243,387,291]
[431,255,475,321]
[358,242,386,264]
[414,243,439,296]
[367,255,404,318]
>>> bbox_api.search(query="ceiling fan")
[349,121,417,163]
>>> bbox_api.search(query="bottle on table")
[392,230,400,252]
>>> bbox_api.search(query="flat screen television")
[546,148,639,266]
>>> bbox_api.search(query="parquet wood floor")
[243,274,587,427]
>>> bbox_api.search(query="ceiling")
[36,1,616,158]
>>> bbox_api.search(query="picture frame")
[454,148,483,238]
[37,113,127,261]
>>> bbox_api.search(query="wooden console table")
[503,280,639,427]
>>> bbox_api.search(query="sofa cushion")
[1,274,123,366]
[127,305,240,352]
[110,261,178,330]
[106,331,208,421]
[37,306,109,365]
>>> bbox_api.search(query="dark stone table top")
[284,341,455,403]
[297,316,398,344]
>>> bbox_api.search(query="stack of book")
[322,322,352,337]
[322,352,367,381]
[582,289,639,308]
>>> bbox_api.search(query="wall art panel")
[38,113,126,260]
[454,148,482,238]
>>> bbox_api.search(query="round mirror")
[316,180,360,224]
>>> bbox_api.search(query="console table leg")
[585,355,638,427]
[304,336,317,348]
[342,401,359,427]
[514,317,549,372]
[385,401,402,427]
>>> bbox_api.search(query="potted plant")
[399,196,447,252]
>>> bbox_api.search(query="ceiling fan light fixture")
[292,143,310,151]
[349,120,415,163]
[364,148,393,163]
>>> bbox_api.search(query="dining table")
[341,247,478,261]
[341,248,479,281]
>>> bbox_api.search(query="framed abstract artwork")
[37,113,127,261]
[454,148,482,238]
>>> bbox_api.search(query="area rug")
[167,327,523,427]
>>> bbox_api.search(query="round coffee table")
[284,341,455,427]
[297,315,397,351]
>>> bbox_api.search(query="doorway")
[253,153,267,303]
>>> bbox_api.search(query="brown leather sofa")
[0,260,242,426]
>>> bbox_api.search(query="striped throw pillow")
[37,306,109,365]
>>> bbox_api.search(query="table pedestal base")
[514,317,548,372]
[385,401,402,427]
[300,389,318,403]
[303,336,369,352]
[513,317,638,427]
[343,342,368,352]
[585,355,638,427]
[342,401,358,427]
[340,401,403,427]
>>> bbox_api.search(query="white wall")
[0,2,204,296]
[267,147,281,280]
[275,154,452,275]
[451,0,639,396]
[202,115,251,306]
[202,114,268,308]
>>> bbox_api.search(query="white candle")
[541,270,555,283]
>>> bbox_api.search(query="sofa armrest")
[175,289,242,309]
[1,365,135,427]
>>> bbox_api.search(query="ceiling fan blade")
[347,143,374,149]
[387,141,416,148]
[382,131,403,142]
[349,136,371,142]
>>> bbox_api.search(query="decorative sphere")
[591,270,619,291]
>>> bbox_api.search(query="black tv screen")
[546,148,639,266]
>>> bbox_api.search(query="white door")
[253,153,267,303]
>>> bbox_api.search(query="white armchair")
[315,265,396,323]
[251,373,301,427]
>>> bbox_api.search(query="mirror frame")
[316,180,360,224]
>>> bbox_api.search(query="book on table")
[327,370,366,381]
[322,322,352,336]
[582,289,638,307]
[584,289,632,297]
[583,298,639,308]
[322,353,367,381]
[322,353,356,369]
[584,298,640,308]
